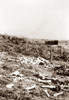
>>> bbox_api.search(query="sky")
[0,0,69,40]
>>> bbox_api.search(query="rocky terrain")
[0,34,69,100]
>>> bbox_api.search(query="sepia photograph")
[0,0,69,100]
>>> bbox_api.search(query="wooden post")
[60,46,63,57]
[26,40,28,50]
[50,46,52,63]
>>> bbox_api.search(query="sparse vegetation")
[0,34,69,100]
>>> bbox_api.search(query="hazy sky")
[0,0,69,40]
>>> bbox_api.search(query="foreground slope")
[0,34,69,100]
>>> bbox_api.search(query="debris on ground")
[26,84,36,91]
[6,83,14,89]
[53,92,63,97]
[0,51,69,100]
[43,89,50,97]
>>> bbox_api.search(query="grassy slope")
[0,34,69,62]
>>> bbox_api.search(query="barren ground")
[0,34,69,100]
[0,51,69,100]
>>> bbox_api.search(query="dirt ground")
[0,51,69,100]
